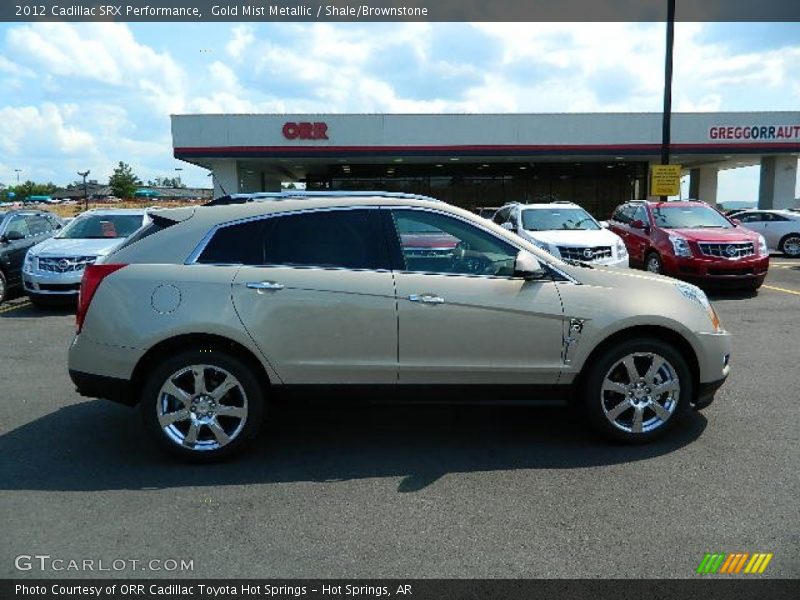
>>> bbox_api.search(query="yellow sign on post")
[650,164,682,197]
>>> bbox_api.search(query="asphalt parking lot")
[1,260,799,579]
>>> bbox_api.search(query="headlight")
[669,235,693,257]
[757,234,768,256]
[615,239,628,257]
[23,252,35,272]
[676,282,723,332]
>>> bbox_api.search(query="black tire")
[778,233,800,258]
[0,270,7,305]
[582,337,693,444]
[644,251,663,274]
[140,349,264,462]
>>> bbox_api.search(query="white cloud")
[7,23,187,113]
[0,103,94,155]
[226,25,254,60]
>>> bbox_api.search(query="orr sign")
[282,121,329,140]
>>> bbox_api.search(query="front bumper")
[692,331,732,408]
[663,254,769,284]
[23,269,82,296]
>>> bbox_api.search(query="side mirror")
[599,220,610,229]
[500,222,514,231]
[630,219,645,229]
[4,230,24,241]
[514,250,546,280]
[731,218,742,226]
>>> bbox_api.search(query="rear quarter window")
[196,209,389,270]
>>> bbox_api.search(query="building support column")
[758,155,798,210]
[688,166,718,206]
[210,160,238,197]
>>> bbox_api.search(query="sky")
[0,21,799,203]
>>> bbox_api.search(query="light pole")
[659,0,676,201]
[78,170,90,212]
[14,169,21,184]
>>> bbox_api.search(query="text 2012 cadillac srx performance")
[68,193,732,461]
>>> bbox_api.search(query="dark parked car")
[0,209,64,304]
[608,201,769,290]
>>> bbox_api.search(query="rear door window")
[4,215,30,238]
[611,205,632,224]
[263,209,387,270]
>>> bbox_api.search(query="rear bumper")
[69,369,136,406]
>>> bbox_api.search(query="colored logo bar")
[696,553,773,574]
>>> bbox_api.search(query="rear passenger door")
[214,208,398,385]
[625,204,652,265]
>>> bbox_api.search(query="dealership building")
[172,112,800,216]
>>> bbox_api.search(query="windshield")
[57,214,144,239]
[521,207,600,231]
[651,205,733,229]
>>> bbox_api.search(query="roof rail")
[206,190,441,206]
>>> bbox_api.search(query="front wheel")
[0,270,7,305]
[141,349,264,462]
[644,252,663,274]
[582,338,692,443]
[779,233,800,257]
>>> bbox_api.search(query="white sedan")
[735,209,800,257]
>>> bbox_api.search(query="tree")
[109,162,141,199]
[148,176,186,188]
[6,181,57,201]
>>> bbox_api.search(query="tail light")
[76,263,127,333]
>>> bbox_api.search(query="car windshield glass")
[651,206,732,229]
[521,208,600,231]
[57,214,144,239]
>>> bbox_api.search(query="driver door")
[388,208,565,385]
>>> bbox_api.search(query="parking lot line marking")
[762,285,800,296]
[0,301,31,314]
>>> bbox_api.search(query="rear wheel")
[644,252,663,274]
[141,349,264,462]
[582,338,692,443]
[779,233,800,257]
[0,270,7,305]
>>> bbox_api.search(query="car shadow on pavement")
[0,302,74,318]
[706,288,759,301]
[0,400,707,493]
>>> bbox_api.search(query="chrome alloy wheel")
[645,255,662,273]
[156,364,248,451]
[782,235,800,257]
[600,352,680,434]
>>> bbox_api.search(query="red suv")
[608,201,769,290]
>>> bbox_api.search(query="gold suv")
[68,193,731,461]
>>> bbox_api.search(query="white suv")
[493,202,629,267]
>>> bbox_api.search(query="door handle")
[246,281,285,291]
[409,293,445,304]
